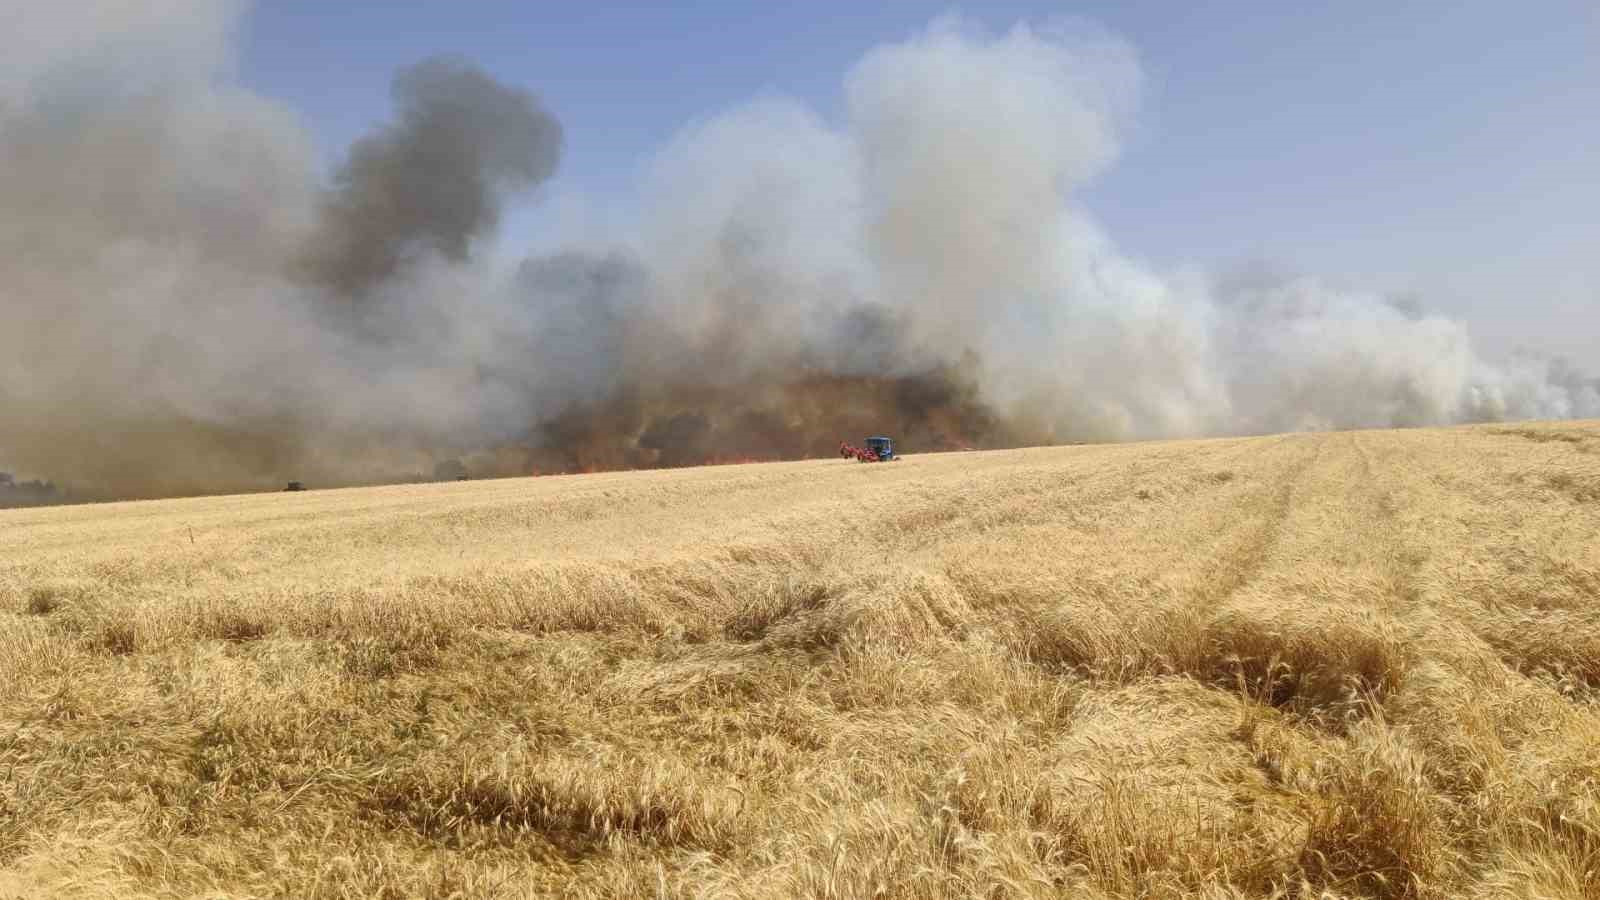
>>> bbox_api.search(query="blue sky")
[236,1,1598,361]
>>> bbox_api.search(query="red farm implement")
[839,436,898,462]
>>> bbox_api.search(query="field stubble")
[2,421,1598,898]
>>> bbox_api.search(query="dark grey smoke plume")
[0,3,568,500]
[307,56,562,299]
[0,3,1593,505]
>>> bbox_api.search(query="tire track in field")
[1349,432,1429,614]
[1239,431,1425,617]
[1189,434,1324,610]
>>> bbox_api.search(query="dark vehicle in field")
[839,436,899,462]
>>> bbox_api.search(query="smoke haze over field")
[1,2,1595,503]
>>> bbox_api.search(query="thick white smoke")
[620,13,1594,440]
[0,5,1592,503]
[0,0,565,497]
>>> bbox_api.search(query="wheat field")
[2,422,1598,899]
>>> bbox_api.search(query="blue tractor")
[841,436,899,462]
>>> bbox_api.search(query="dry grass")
[2,421,1599,898]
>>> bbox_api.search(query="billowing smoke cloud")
[306,55,562,300]
[0,5,1593,504]
[0,1,566,499]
